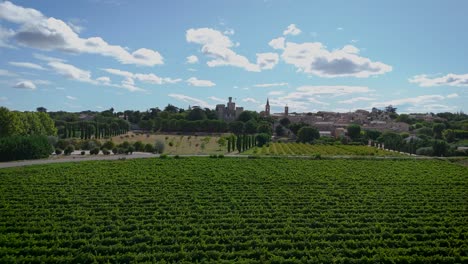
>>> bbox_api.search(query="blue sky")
[0,0,467,114]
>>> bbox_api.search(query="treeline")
[0,107,56,137]
[55,119,129,139]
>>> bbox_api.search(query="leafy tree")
[36,107,47,113]
[378,132,403,151]
[385,105,397,113]
[289,122,309,135]
[187,108,207,121]
[365,130,381,140]
[432,140,448,157]
[101,141,115,150]
[164,104,179,113]
[244,120,257,134]
[275,125,285,136]
[144,143,154,153]
[432,123,446,139]
[229,121,244,135]
[154,140,165,154]
[255,133,270,147]
[133,141,145,151]
[279,117,291,127]
[64,145,75,155]
[0,135,53,161]
[297,127,320,143]
[257,122,272,135]
[237,111,258,122]
[396,114,414,124]
[236,135,242,152]
[347,124,361,141]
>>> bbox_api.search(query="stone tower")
[284,105,289,116]
[265,98,270,116]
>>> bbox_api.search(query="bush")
[117,148,126,154]
[64,145,75,155]
[119,141,131,149]
[101,141,115,150]
[55,148,63,155]
[102,148,110,155]
[416,147,433,156]
[218,154,224,158]
[174,155,180,159]
[81,151,85,155]
[154,140,165,154]
[90,147,100,155]
[144,144,154,153]
[56,139,69,150]
[256,133,271,147]
[159,154,168,159]
[112,148,118,154]
[81,139,100,150]
[126,146,134,155]
[133,141,144,151]
[47,136,58,147]
[0,135,53,161]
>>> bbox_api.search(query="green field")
[0,158,467,263]
[244,143,405,156]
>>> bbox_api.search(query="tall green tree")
[297,127,320,143]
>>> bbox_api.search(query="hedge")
[0,135,53,161]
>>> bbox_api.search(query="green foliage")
[236,110,258,122]
[432,140,448,157]
[229,121,244,135]
[257,121,272,135]
[297,127,320,143]
[275,125,285,136]
[55,148,63,155]
[347,124,361,140]
[288,122,309,135]
[101,141,115,150]
[279,117,291,127]
[416,147,434,156]
[154,140,165,154]
[378,132,403,151]
[64,145,75,155]
[255,133,270,147]
[144,143,155,153]
[102,148,111,155]
[432,123,446,139]
[244,119,258,134]
[0,107,57,137]
[90,147,100,155]
[186,108,207,121]
[0,159,466,263]
[133,141,145,151]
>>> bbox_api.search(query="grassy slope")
[0,158,467,262]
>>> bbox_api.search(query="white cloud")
[406,104,457,113]
[168,93,212,108]
[409,73,468,87]
[254,82,288,88]
[208,96,225,103]
[269,37,285,50]
[446,93,459,98]
[256,52,279,70]
[242,97,259,104]
[223,28,235,35]
[337,27,344,31]
[66,95,77,100]
[186,77,216,87]
[292,85,372,96]
[9,61,45,70]
[268,91,284,96]
[103,68,181,85]
[281,41,392,77]
[339,97,376,104]
[0,1,163,66]
[371,95,445,108]
[187,27,276,72]
[96,76,111,85]
[0,25,14,48]
[0,69,17,76]
[13,80,36,90]
[186,55,199,64]
[283,24,301,36]
[33,53,66,62]
[49,61,95,84]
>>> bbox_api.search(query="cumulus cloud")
[281,42,392,77]
[103,68,181,85]
[256,52,279,70]
[409,73,468,87]
[13,80,36,89]
[283,24,301,36]
[0,1,163,66]
[339,97,376,104]
[254,82,288,88]
[168,93,212,108]
[49,61,95,84]
[186,55,199,64]
[66,95,77,100]
[9,61,45,70]
[186,77,216,87]
[268,37,285,50]
[186,27,278,72]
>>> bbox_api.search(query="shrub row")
[0,135,53,162]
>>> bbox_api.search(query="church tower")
[265,98,270,116]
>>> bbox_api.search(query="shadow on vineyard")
[0,158,467,263]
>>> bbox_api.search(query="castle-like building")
[215,97,244,122]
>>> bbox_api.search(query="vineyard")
[0,158,467,263]
[245,143,406,156]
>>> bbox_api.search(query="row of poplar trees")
[227,134,256,153]
[55,120,129,139]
